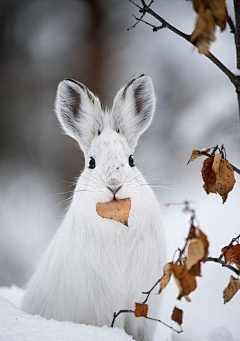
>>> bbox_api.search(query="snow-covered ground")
[0,287,133,341]
[0,286,238,341]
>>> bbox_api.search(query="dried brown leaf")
[212,153,222,173]
[223,276,240,304]
[186,227,209,270]
[159,262,173,294]
[171,264,197,300]
[191,0,227,54]
[188,262,202,277]
[191,8,216,55]
[209,0,227,30]
[187,149,201,164]
[135,303,148,317]
[202,157,217,195]
[192,0,227,29]
[192,0,202,12]
[213,159,236,203]
[171,307,183,326]
[201,153,236,203]
[186,238,205,270]
[222,244,240,267]
[195,227,209,260]
[96,198,131,226]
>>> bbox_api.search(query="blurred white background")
[0,0,239,340]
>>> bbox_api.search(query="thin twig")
[111,310,134,327]
[111,309,182,333]
[128,0,153,30]
[131,15,165,31]
[205,257,240,276]
[145,316,182,333]
[142,277,161,304]
[227,15,236,35]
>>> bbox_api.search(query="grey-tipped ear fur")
[55,78,103,152]
[112,74,156,150]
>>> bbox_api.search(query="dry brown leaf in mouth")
[96,198,131,226]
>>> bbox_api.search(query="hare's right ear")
[112,75,156,151]
[55,79,103,153]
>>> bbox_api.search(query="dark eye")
[89,157,96,169]
[129,155,134,167]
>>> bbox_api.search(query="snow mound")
[0,285,25,308]
[0,296,133,341]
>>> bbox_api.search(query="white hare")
[21,75,165,341]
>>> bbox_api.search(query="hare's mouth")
[107,186,121,200]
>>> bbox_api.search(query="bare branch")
[131,15,165,32]
[129,1,240,116]
[111,309,182,333]
[128,0,154,31]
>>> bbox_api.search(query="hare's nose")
[108,186,121,195]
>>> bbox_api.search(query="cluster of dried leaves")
[222,237,240,303]
[190,0,228,55]
[133,204,240,329]
[187,146,236,203]
[156,223,209,326]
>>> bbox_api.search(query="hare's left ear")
[55,78,103,153]
[112,75,156,150]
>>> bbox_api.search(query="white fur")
[21,75,165,341]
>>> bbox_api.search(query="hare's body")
[22,75,165,341]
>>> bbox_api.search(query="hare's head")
[55,75,156,203]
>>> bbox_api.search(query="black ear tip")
[64,78,84,90]
[64,77,76,82]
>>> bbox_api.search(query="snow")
[0,289,133,341]
[0,285,25,308]
[0,286,238,341]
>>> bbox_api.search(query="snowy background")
[0,0,239,340]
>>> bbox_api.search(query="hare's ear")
[112,75,156,150]
[55,78,103,152]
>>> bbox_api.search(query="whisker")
[141,165,165,176]
[47,197,73,211]
[60,180,77,187]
